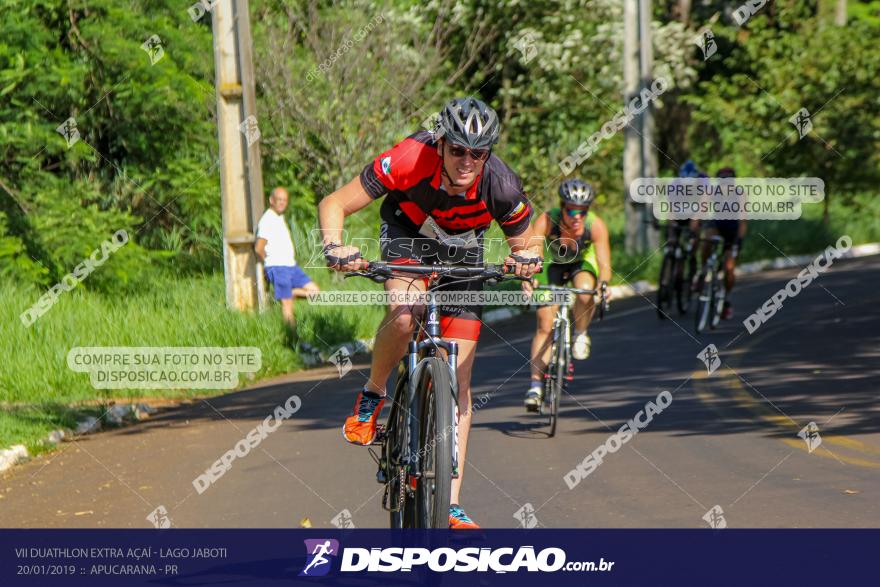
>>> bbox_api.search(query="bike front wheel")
[415,357,454,528]
[657,254,674,319]
[710,276,725,329]
[694,270,714,334]
[544,326,566,437]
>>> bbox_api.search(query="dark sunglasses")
[565,208,587,218]
[446,143,490,162]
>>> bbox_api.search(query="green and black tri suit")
[538,207,600,287]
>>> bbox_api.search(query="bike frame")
[701,237,726,289]
[550,295,573,366]
[400,292,460,482]
[535,284,603,379]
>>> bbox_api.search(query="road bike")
[533,282,607,437]
[694,235,727,333]
[657,223,698,318]
[345,261,525,528]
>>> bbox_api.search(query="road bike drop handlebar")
[535,281,609,320]
[343,261,534,286]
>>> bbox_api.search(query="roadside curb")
[298,339,374,368]
[0,403,160,475]
[0,445,28,474]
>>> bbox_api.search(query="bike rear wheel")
[676,252,697,314]
[416,358,454,528]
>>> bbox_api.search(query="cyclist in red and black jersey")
[318,97,542,529]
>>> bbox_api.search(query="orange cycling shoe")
[448,505,480,529]
[342,390,385,446]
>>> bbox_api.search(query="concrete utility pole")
[836,0,847,26]
[623,0,643,254]
[639,0,659,251]
[212,0,266,311]
[623,0,658,254]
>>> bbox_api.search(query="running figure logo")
[512,32,538,64]
[514,503,539,529]
[330,346,352,378]
[702,505,727,529]
[140,34,165,65]
[56,117,80,148]
[698,344,721,375]
[693,29,717,60]
[299,539,339,577]
[789,108,813,139]
[797,421,822,453]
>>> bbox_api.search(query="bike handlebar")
[535,284,600,295]
[535,282,609,320]
[344,261,532,285]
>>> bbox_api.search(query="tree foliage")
[1,0,878,290]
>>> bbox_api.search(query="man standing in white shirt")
[255,187,319,327]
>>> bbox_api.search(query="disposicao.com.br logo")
[299,539,614,575]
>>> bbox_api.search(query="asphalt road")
[2,253,878,529]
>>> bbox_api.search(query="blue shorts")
[265,265,312,300]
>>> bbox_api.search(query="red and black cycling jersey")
[359,131,532,238]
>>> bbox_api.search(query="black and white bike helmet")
[559,178,595,206]
[436,97,501,149]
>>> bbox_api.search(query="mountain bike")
[345,261,525,528]
[657,223,698,318]
[533,282,607,437]
[694,235,727,333]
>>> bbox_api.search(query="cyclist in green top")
[522,179,613,411]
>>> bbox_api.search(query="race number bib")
[418,217,479,249]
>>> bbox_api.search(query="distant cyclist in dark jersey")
[674,159,703,246]
[702,166,747,319]
[521,179,612,410]
[318,97,542,529]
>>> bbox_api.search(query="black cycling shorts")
[379,220,484,341]
[712,220,742,257]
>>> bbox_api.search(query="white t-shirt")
[256,209,296,267]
